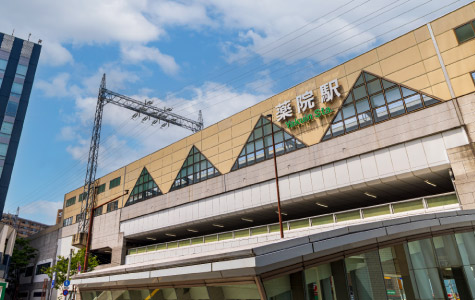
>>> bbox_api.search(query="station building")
[38,3,475,300]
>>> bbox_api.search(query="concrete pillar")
[447,143,475,210]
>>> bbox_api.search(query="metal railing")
[128,192,458,255]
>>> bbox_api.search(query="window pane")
[367,79,382,94]
[455,23,475,43]
[342,104,355,119]
[254,127,263,139]
[358,112,373,128]
[374,106,389,122]
[353,85,367,100]
[255,138,264,150]
[345,251,387,300]
[344,116,358,132]
[0,143,7,157]
[422,95,438,106]
[0,59,6,71]
[355,98,370,113]
[11,83,23,95]
[333,111,342,122]
[0,122,13,135]
[388,100,405,117]
[382,79,396,89]
[331,122,344,136]
[5,101,18,117]
[401,87,416,97]
[370,93,385,107]
[385,87,401,103]
[16,64,28,77]
[405,94,423,111]
[274,131,284,144]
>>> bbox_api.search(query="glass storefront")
[82,231,475,300]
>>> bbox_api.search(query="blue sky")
[0,0,472,224]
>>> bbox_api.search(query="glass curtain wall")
[82,232,475,300]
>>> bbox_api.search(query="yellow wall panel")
[417,39,437,60]
[231,108,251,125]
[426,69,446,86]
[431,81,452,100]
[218,127,232,143]
[202,123,219,139]
[201,143,219,158]
[435,30,458,53]
[403,74,431,92]
[414,26,431,43]
[344,50,379,75]
[446,55,475,79]
[430,4,475,36]
[385,62,426,84]
[377,32,417,60]
[250,100,272,118]
[380,46,422,75]
[231,119,252,138]
[423,56,442,72]
[202,134,219,151]
[451,73,475,97]
[441,39,475,66]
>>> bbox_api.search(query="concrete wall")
[61,2,475,223]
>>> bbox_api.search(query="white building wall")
[120,128,468,237]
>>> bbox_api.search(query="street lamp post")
[266,114,284,239]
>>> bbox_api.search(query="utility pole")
[266,114,284,238]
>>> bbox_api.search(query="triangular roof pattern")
[322,71,441,141]
[231,116,305,171]
[170,146,220,191]
[125,167,162,206]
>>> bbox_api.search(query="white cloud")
[121,44,180,75]
[36,73,81,98]
[20,200,63,225]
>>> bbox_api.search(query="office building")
[0,33,41,215]
[1,213,49,238]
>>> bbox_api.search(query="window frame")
[109,176,121,189]
[97,183,106,194]
[106,200,119,213]
[453,19,475,44]
[65,196,76,207]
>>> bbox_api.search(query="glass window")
[370,93,385,107]
[454,22,475,43]
[304,264,337,300]
[109,176,121,189]
[0,143,8,157]
[97,183,106,194]
[344,117,358,132]
[94,206,103,217]
[355,98,370,113]
[405,94,423,111]
[367,79,382,94]
[231,117,304,171]
[388,100,405,117]
[15,64,27,78]
[322,71,441,140]
[11,82,23,95]
[353,85,367,100]
[65,196,76,207]
[471,71,475,84]
[125,168,161,206]
[345,251,387,299]
[171,146,220,190]
[106,200,119,213]
[264,272,303,300]
[342,104,355,118]
[0,59,6,71]
[35,262,51,275]
[0,121,13,135]
[5,101,18,117]
[358,112,373,128]
[385,87,401,103]
[379,245,415,300]
[63,217,72,227]
[374,106,389,122]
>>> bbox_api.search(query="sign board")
[274,78,341,129]
[51,272,56,289]
[64,280,70,287]
[63,290,69,296]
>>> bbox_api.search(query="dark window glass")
[5,101,18,117]
[106,200,118,213]
[454,22,475,43]
[322,72,441,140]
[11,83,23,95]
[0,143,8,157]
[231,117,305,171]
[0,59,6,71]
[0,121,13,135]
[63,217,72,226]
[97,183,105,194]
[93,206,103,217]
[15,64,27,78]
[33,292,46,297]
[109,176,121,189]
[171,146,220,189]
[65,196,76,207]
[25,266,33,277]
[78,192,87,202]
[125,168,161,206]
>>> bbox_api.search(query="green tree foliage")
[44,248,99,289]
[8,238,38,298]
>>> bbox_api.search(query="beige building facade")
[51,3,475,300]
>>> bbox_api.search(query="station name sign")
[275,79,341,129]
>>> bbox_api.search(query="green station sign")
[285,107,334,129]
